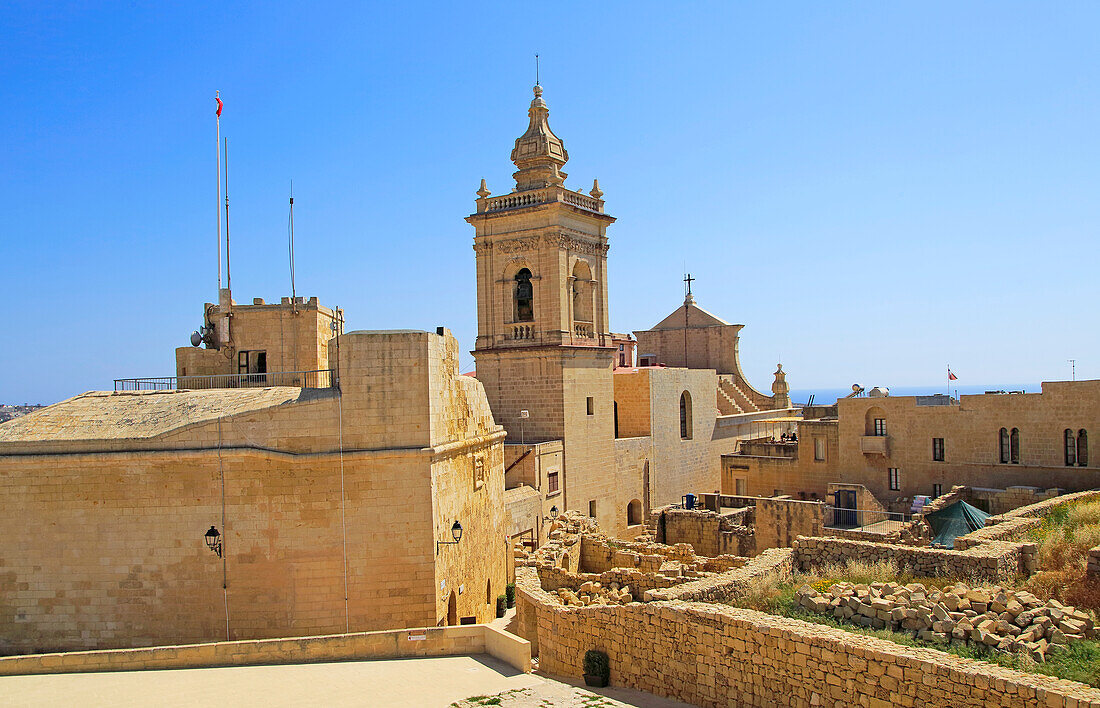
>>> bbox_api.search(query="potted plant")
[505,582,516,608]
[583,649,610,688]
[496,594,507,618]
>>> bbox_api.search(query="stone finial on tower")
[590,178,603,199]
[477,178,491,198]
[510,85,569,192]
[772,364,792,410]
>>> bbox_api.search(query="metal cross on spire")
[535,53,540,86]
[684,273,695,297]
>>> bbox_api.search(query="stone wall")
[0,330,509,654]
[660,509,754,557]
[645,548,794,603]
[0,624,530,677]
[793,537,1029,584]
[515,567,1100,707]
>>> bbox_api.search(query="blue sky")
[2,2,1097,404]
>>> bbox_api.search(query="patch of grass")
[1021,500,1100,612]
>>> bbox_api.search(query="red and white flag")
[215,95,223,117]
[948,369,958,381]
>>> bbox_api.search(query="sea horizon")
[788,383,1046,407]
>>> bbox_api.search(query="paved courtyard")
[0,655,691,708]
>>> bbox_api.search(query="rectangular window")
[888,468,899,491]
[932,483,942,498]
[586,397,594,416]
[874,418,887,436]
[932,437,945,462]
[814,437,826,461]
[735,478,746,496]
[547,468,559,493]
[588,500,597,518]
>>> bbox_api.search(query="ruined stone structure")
[0,329,509,653]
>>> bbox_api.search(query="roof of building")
[0,388,309,443]
[645,296,738,331]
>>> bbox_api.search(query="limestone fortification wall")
[793,537,1030,583]
[0,330,509,654]
[515,568,1100,707]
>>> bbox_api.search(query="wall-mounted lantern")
[543,505,559,521]
[204,525,223,558]
[437,520,463,552]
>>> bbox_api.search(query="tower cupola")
[510,85,569,191]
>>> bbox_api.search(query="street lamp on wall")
[437,520,463,552]
[204,525,222,558]
[543,505,559,521]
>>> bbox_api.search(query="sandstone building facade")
[0,328,509,653]
[469,86,797,543]
[726,381,1099,513]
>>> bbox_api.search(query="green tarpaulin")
[925,500,990,549]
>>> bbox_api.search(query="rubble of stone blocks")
[554,580,634,607]
[796,580,1096,663]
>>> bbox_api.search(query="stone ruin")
[796,580,1096,663]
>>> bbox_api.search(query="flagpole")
[216,91,222,296]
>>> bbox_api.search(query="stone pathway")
[0,653,691,707]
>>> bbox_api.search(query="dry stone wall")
[515,567,1100,707]
[793,536,1029,584]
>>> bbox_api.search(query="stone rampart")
[515,568,1100,707]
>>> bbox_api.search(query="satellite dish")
[190,331,203,347]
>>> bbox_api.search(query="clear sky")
[2,2,1097,404]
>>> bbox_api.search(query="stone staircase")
[717,386,744,415]
[718,375,761,414]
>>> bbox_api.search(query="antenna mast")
[224,137,231,293]
[289,181,296,304]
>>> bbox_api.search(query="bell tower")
[468,86,617,518]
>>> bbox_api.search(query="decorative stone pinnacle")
[510,85,568,191]
[590,178,603,199]
[477,178,491,198]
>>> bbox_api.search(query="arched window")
[999,428,1010,464]
[1065,429,1077,466]
[514,268,534,322]
[627,499,642,526]
[572,260,593,324]
[1079,429,1089,467]
[680,391,693,440]
[1010,428,1020,464]
[865,407,887,436]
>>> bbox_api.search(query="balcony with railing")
[114,369,336,392]
[510,323,537,341]
[478,186,603,215]
[573,321,593,338]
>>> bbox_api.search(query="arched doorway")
[447,590,458,626]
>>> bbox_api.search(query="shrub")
[583,649,610,680]
[505,583,516,608]
[495,594,507,618]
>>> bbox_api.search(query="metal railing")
[825,506,911,534]
[114,369,336,392]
